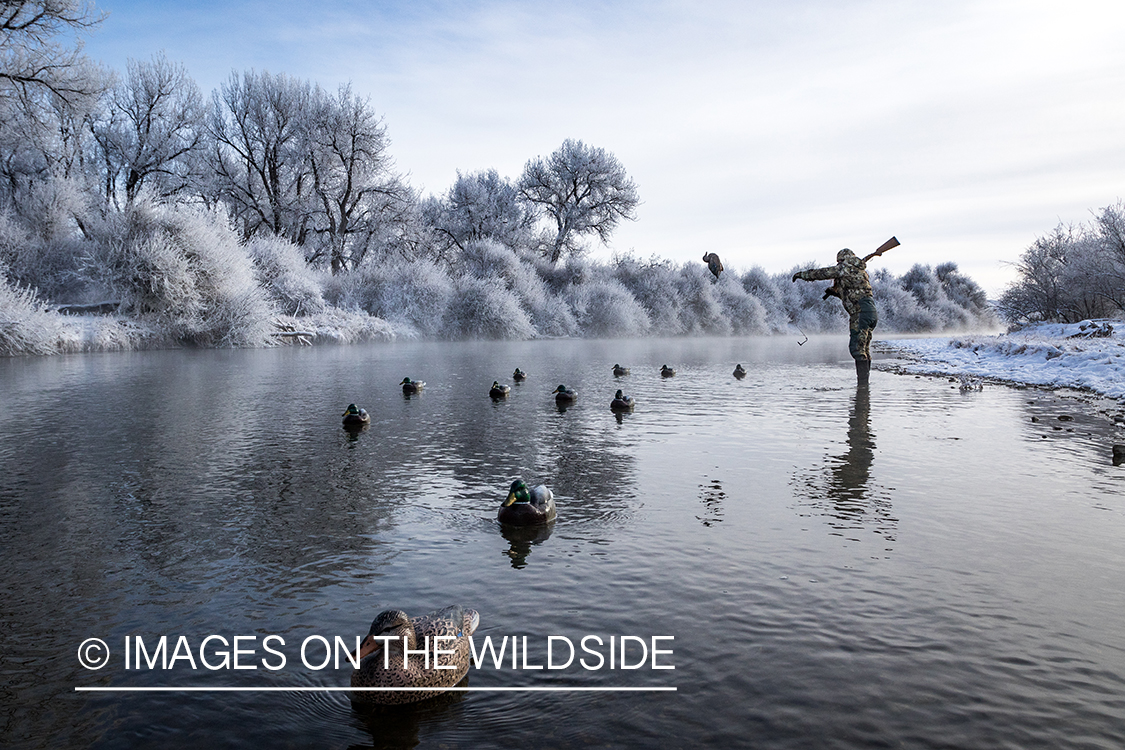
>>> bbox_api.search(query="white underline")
[75,686,676,693]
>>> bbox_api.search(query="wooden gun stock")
[863,236,900,262]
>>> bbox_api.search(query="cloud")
[84,0,1125,296]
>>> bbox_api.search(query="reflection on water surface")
[1,336,1123,749]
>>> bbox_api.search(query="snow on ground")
[878,320,1125,401]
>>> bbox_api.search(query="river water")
[1,336,1123,749]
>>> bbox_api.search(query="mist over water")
[2,337,1122,749]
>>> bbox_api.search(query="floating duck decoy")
[349,605,480,705]
[733,364,747,379]
[613,364,630,377]
[512,368,527,382]
[552,384,577,404]
[342,403,370,426]
[490,381,511,399]
[661,365,676,378]
[610,389,635,412]
[498,478,556,526]
[400,377,425,394]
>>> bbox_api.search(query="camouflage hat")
[836,248,856,263]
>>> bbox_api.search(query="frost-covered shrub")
[872,269,939,332]
[777,265,847,333]
[611,254,685,334]
[457,238,523,280]
[14,175,92,243]
[674,263,728,334]
[739,266,789,332]
[442,276,535,339]
[84,201,276,346]
[0,279,64,355]
[900,264,975,329]
[506,261,579,337]
[357,260,453,337]
[526,292,579,337]
[535,256,589,295]
[567,279,650,338]
[0,208,97,301]
[0,211,27,274]
[246,236,326,315]
[13,235,97,301]
[284,307,396,343]
[713,276,769,334]
[448,240,578,337]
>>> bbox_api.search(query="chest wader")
[849,296,878,384]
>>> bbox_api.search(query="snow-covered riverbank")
[878,320,1125,401]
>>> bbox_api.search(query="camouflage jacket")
[798,251,873,316]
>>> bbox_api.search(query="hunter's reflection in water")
[795,384,897,546]
[834,384,875,498]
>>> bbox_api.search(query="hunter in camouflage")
[792,248,878,383]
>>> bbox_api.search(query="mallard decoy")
[350,605,480,705]
[342,403,370,426]
[490,381,511,399]
[512,368,527,382]
[733,364,747,379]
[552,384,577,404]
[612,364,630,377]
[610,389,635,411]
[703,252,723,280]
[498,478,556,526]
[400,377,425,394]
[661,365,676,378]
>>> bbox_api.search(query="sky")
[79,0,1125,296]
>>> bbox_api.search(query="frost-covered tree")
[206,69,315,244]
[207,73,414,271]
[305,84,412,272]
[995,221,1121,324]
[423,168,537,260]
[998,225,1070,323]
[518,138,638,264]
[1089,202,1125,313]
[0,78,104,243]
[0,1,104,228]
[871,268,937,332]
[935,262,989,313]
[91,53,205,207]
[0,0,104,102]
[900,263,975,328]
